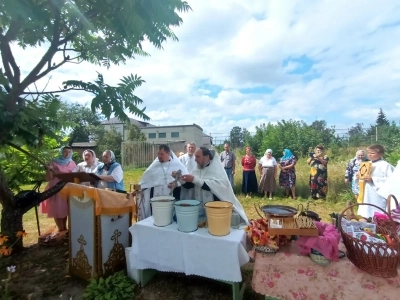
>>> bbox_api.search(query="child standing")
[358,144,394,218]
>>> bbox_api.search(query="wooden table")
[251,242,400,300]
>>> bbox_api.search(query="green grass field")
[14,159,351,246]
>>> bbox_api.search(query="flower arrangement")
[0,231,28,257]
[244,218,292,251]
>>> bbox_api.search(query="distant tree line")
[216,109,400,165]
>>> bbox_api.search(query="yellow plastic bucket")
[205,201,233,236]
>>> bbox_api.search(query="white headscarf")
[82,149,98,166]
[265,149,273,155]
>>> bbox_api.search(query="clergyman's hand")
[171,171,177,178]
[167,181,176,189]
[181,174,194,182]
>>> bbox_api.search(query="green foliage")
[0,0,191,147]
[229,126,246,149]
[82,271,136,300]
[127,123,146,142]
[376,108,390,126]
[57,101,103,144]
[91,126,123,162]
[386,149,400,166]
[244,119,340,158]
[64,73,149,123]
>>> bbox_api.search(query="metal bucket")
[150,196,175,227]
[205,201,233,236]
[174,200,201,232]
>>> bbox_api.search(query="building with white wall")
[101,118,212,149]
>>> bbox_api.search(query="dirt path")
[0,242,263,299]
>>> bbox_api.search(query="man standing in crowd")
[179,142,197,173]
[220,143,236,189]
[138,144,188,220]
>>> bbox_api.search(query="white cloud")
[8,0,400,139]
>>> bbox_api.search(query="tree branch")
[6,141,48,167]
[5,20,22,41]
[58,24,83,46]
[0,34,21,86]
[21,87,86,95]
[18,4,64,92]
[34,57,69,82]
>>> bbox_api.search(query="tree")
[367,108,391,140]
[57,101,104,144]
[348,123,367,147]
[376,108,390,127]
[127,123,146,142]
[229,126,246,149]
[0,0,191,251]
[96,126,124,162]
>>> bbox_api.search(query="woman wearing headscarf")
[40,146,77,232]
[95,150,124,191]
[279,149,297,199]
[345,149,368,200]
[241,146,258,198]
[74,149,98,173]
[73,149,99,185]
[307,144,329,200]
[258,149,277,199]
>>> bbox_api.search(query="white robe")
[179,153,197,173]
[138,155,188,220]
[377,160,400,210]
[180,152,249,224]
[358,160,394,218]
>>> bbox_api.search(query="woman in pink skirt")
[40,146,76,232]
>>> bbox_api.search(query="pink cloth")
[296,221,340,261]
[40,161,76,218]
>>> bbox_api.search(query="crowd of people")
[40,141,397,231]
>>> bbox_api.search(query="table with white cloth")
[127,216,249,300]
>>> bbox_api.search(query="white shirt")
[259,156,277,167]
[73,161,97,173]
[358,160,394,218]
[179,153,197,173]
[94,165,124,189]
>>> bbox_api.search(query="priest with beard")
[138,144,188,220]
[170,147,248,224]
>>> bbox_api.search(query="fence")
[121,141,186,168]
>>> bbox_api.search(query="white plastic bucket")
[150,196,175,226]
[174,200,201,232]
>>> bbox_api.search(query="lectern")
[59,183,136,280]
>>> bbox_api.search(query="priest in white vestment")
[179,142,197,173]
[175,147,249,224]
[358,145,394,218]
[138,144,188,220]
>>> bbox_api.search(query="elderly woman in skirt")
[258,149,277,199]
[241,146,258,198]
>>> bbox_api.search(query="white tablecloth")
[128,216,249,282]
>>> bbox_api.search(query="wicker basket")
[340,203,400,278]
[373,195,400,235]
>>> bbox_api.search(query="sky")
[11,0,400,141]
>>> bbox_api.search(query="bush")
[82,271,136,300]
